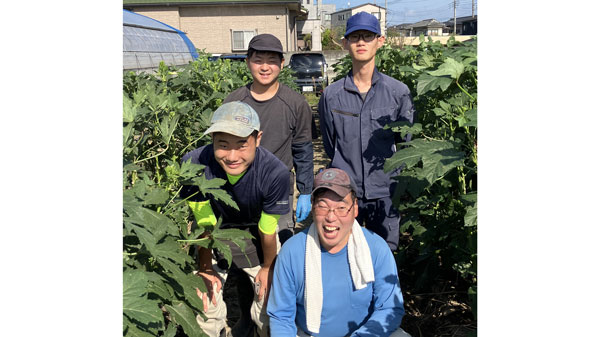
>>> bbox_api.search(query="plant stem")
[163,186,183,214]
[134,144,169,165]
[179,135,207,156]
[164,190,200,216]
[456,81,475,101]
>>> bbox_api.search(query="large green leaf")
[464,203,477,227]
[146,272,174,300]
[165,302,207,337]
[143,187,170,206]
[462,108,477,127]
[163,324,178,337]
[123,270,164,326]
[159,115,180,146]
[384,147,424,173]
[156,257,206,295]
[152,237,195,266]
[202,188,239,211]
[124,205,172,240]
[123,323,157,337]
[385,121,422,139]
[124,94,137,123]
[421,149,465,184]
[125,223,157,250]
[211,238,233,268]
[428,57,465,80]
[393,168,430,199]
[416,73,453,95]
[409,138,454,152]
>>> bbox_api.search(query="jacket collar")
[343,67,382,93]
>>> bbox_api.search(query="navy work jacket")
[317,68,416,199]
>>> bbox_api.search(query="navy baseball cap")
[344,12,381,37]
[247,34,284,54]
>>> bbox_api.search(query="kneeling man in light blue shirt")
[267,168,411,337]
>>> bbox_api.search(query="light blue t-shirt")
[267,227,405,337]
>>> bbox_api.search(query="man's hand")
[254,265,274,304]
[295,194,312,222]
[195,268,222,312]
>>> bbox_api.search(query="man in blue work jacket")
[317,11,416,250]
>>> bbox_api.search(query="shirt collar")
[343,67,382,93]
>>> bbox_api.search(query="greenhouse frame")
[123,9,199,73]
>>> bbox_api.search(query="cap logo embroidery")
[234,116,250,124]
[322,171,336,180]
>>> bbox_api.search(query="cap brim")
[344,25,381,37]
[203,122,256,138]
[311,185,352,199]
[250,46,283,54]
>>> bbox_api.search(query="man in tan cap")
[181,101,290,337]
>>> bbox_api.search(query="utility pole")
[385,0,387,35]
[453,0,457,35]
[472,0,475,17]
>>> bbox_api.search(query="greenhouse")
[123,9,198,73]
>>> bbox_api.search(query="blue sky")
[322,0,477,26]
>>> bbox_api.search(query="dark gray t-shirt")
[224,84,312,170]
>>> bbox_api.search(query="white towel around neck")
[304,219,374,333]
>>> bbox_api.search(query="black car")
[208,54,248,62]
[288,52,328,95]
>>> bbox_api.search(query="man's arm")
[292,141,313,222]
[350,244,405,337]
[292,100,314,222]
[186,200,223,313]
[267,244,299,336]
[255,221,278,304]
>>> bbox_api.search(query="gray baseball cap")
[203,101,261,137]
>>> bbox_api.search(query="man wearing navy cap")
[317,12,416,251]
[224,34,314,243]
[223,32,314,337]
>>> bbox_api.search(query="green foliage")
[334,37,478,305]
[123,53,299,336]
[321,27,343,50]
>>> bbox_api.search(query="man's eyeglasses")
[313,199,355,217]
[346,32,379,43]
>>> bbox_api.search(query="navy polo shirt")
[180,145,290,226]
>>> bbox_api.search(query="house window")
[232,30,255,51]
[325,14,331,21]
[371,12,380,20]
[306,0,310,4]
[338,14,344,21]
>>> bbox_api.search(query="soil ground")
[221,94,476,337]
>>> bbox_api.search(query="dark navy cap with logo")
[344,12,381,37]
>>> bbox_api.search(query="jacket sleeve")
[350,245,405,337]
[292,141,314,194]
[267,245,299,336]
[292,100,314,194]
[317,92,335,161]
[394,91,417,145]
